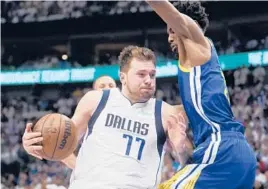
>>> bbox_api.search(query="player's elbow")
[61,153,76,169]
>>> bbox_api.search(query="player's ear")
[119,72,126,85]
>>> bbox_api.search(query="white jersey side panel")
[69,89,166,189]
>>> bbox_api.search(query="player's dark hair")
[118,46,156,72]
[174,1,209,33]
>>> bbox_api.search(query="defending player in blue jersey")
[146,1,257,189]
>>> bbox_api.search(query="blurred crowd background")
[1,1,268,189]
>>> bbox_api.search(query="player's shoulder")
[76,89,112,117]
[84,88,118,97]
[108,87,120,95]
[83,90,104,101]
[206,37,215,49]
[80,90,109,110]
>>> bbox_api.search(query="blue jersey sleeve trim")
[154,100,166,157]
[87,90,110,138]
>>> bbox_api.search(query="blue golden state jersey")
[177,40,245,147]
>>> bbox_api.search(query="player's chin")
[141,91,154,99]
[172,48,179,58]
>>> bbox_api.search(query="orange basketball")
[32,113,78,161]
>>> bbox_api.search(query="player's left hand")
[167,113,187,154]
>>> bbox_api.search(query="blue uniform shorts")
[159,132,257,189]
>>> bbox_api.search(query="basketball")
[32,113,78,161]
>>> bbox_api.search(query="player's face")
[94,76,116,90]
[122,58,156,102]
[167,27,179,53]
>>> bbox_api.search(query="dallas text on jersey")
[105,113,149,136]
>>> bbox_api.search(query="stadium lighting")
[62,54,68,60]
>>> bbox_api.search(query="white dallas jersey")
[69,88,166,189]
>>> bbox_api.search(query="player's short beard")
[126,83,152,103]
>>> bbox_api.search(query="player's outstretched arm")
[162,102,193,167]
[145,0,208,47]
[61,90,103,169]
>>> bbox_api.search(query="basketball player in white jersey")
[22,46,187,189]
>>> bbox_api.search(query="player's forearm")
[177,137,194,167]
[177,152,192,168]
[61,153,77,169]
[176,147,193,168]
[145,0,184,23]
[145,0,189,37]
